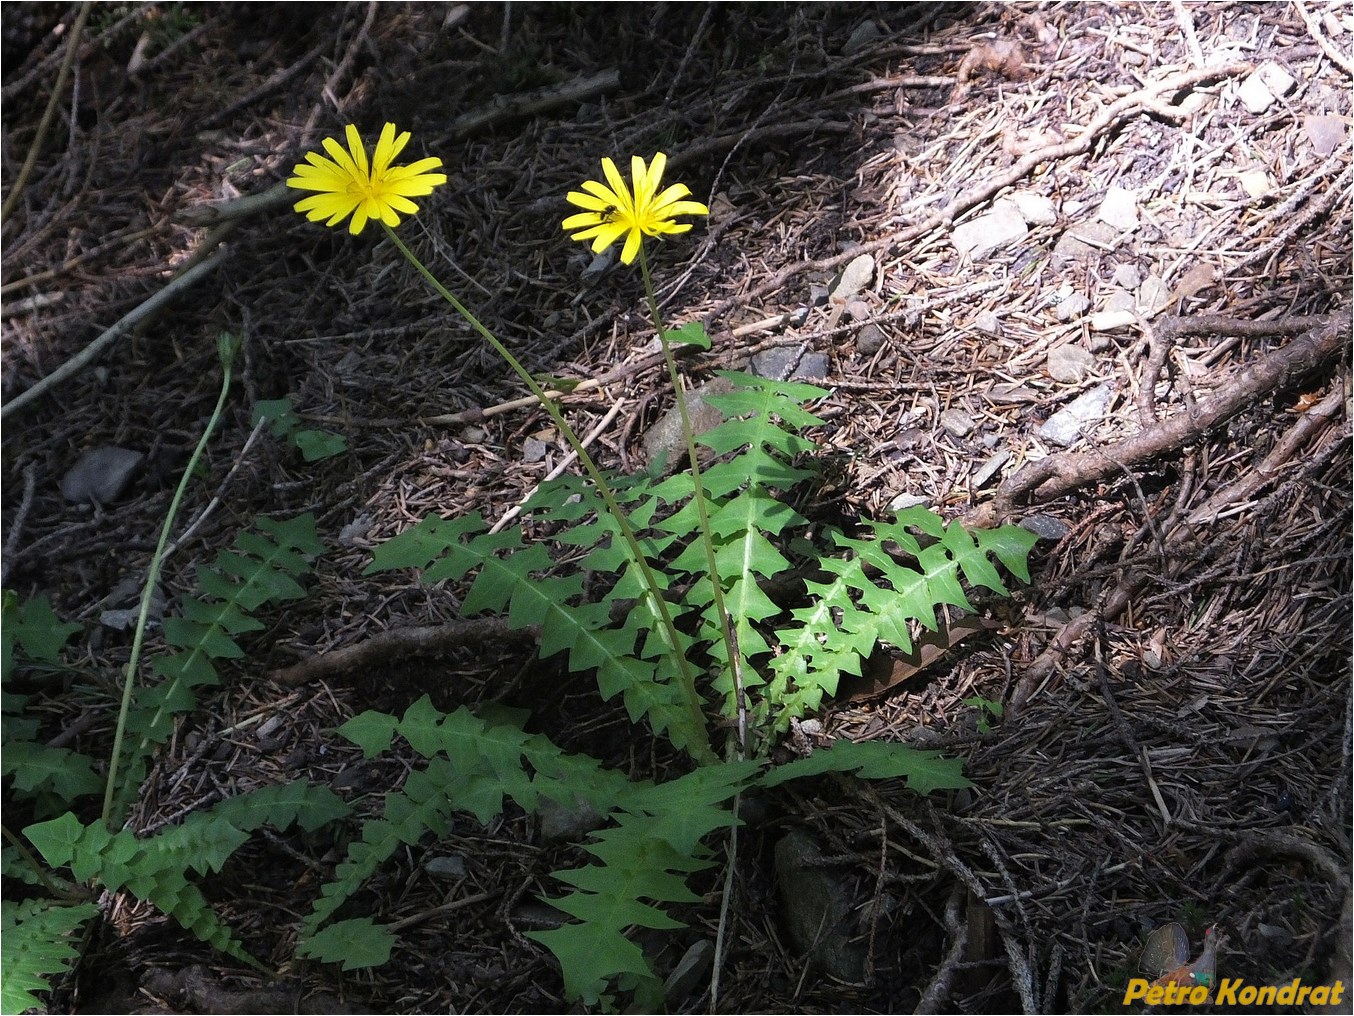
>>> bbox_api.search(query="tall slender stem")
[383,225,714,763]
[637,247,747,758]
[104,336,237,825]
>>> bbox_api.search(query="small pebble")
[1019,514,1071,541]
[1054,292,1090,322]
[1046,343,1096,383]
[830,254,875,303]
[1038,383,1112,446]
[973,309,1001,336]
[952,201,1027,258]
[1110,264,1141,289]
[970,450,1010,488]
[856,323,887,355]
[1096,186,1139,231]
[61,447,144,504]
[939,408,975,437]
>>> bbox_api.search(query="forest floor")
[2,3,1351,1013]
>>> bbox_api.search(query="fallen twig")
[2,247,231,419]
[269,616,533,687]
[990,312,1347,512]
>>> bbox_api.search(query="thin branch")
[2,248,231,420]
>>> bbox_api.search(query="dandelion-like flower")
[287,123,447,235]
[562,153,709,265]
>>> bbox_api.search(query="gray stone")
[1038,383,1112,447]
[1111,264,1142,289]
[1046,344,1096,383]
[1008,191,1057,226]
[425,854,468,878]
[830,254,875,303]
[843,19,881,55]
[1054,292,1090,322]
[856,323,887,356]
[973,309,1001,336]
[522,436,549,464]
[663,940,715,1006]
[774,828,866,982]
[970,450,1010,488]
[796,352,829,380]
[61,447,144,504]
[1053,221,1120,264]
[642,376,735,473]
[1103,288,1136,314]
[952,202,1028,258]
[845,298,872,322]
[939,408,975,437]
[538,794,605,842]
[1019,514,1071,541]
[1138,275,1172,315]
[1096,186,1139,231]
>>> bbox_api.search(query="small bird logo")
[1141,923,1223,988]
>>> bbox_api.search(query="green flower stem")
[637,246,747,758]
[383,225,715,764]
[103,335,238,825]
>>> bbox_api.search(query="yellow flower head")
[287,123,447,235]
[562,153,709,265]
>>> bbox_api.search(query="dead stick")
[2,247,230,419]
[1009,355,1347,710]
[993,312,1347,511]
[269,617,534,686]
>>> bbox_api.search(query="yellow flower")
[562,153,709,265]
[287,123,447,235]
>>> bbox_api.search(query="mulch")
[2,2,1349,1013]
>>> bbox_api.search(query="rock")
[1019,514,1070,541]
[425,854,467,878]
[580,248,615,284]
[774,828,867,982]
[1038,384,1112,447]
[971,449,1010,488]
[939,408,975,437]
[1111,264,1142,289]
[845,298,872,322]
[1103,288,1136,314]
[338,514,373,547]
[973,309,1001,336]
[663,940,715,1006]
[856,323,887,355]
[1137,275,1172,315]
[1053,221,1119,264]
[952,200,1028,258]
[61,446,144,504]
[1237,61,1294,113]
[749,347,827,381]
[642,376,734,473]
[522,435,549,463]
[842,19,880,55]
[1054,292,1090,322]
[1008,190,1057,225]
[829,254,875,304]
[888,492,930,512]
[1096,186,1139,231]
[1046,343,1096,383]
[1238,168,1273,200]
[538,793,605,841]
[796,352,829,380]
[1304,114,1346,157]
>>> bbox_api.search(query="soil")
[3,3,1350,1014]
